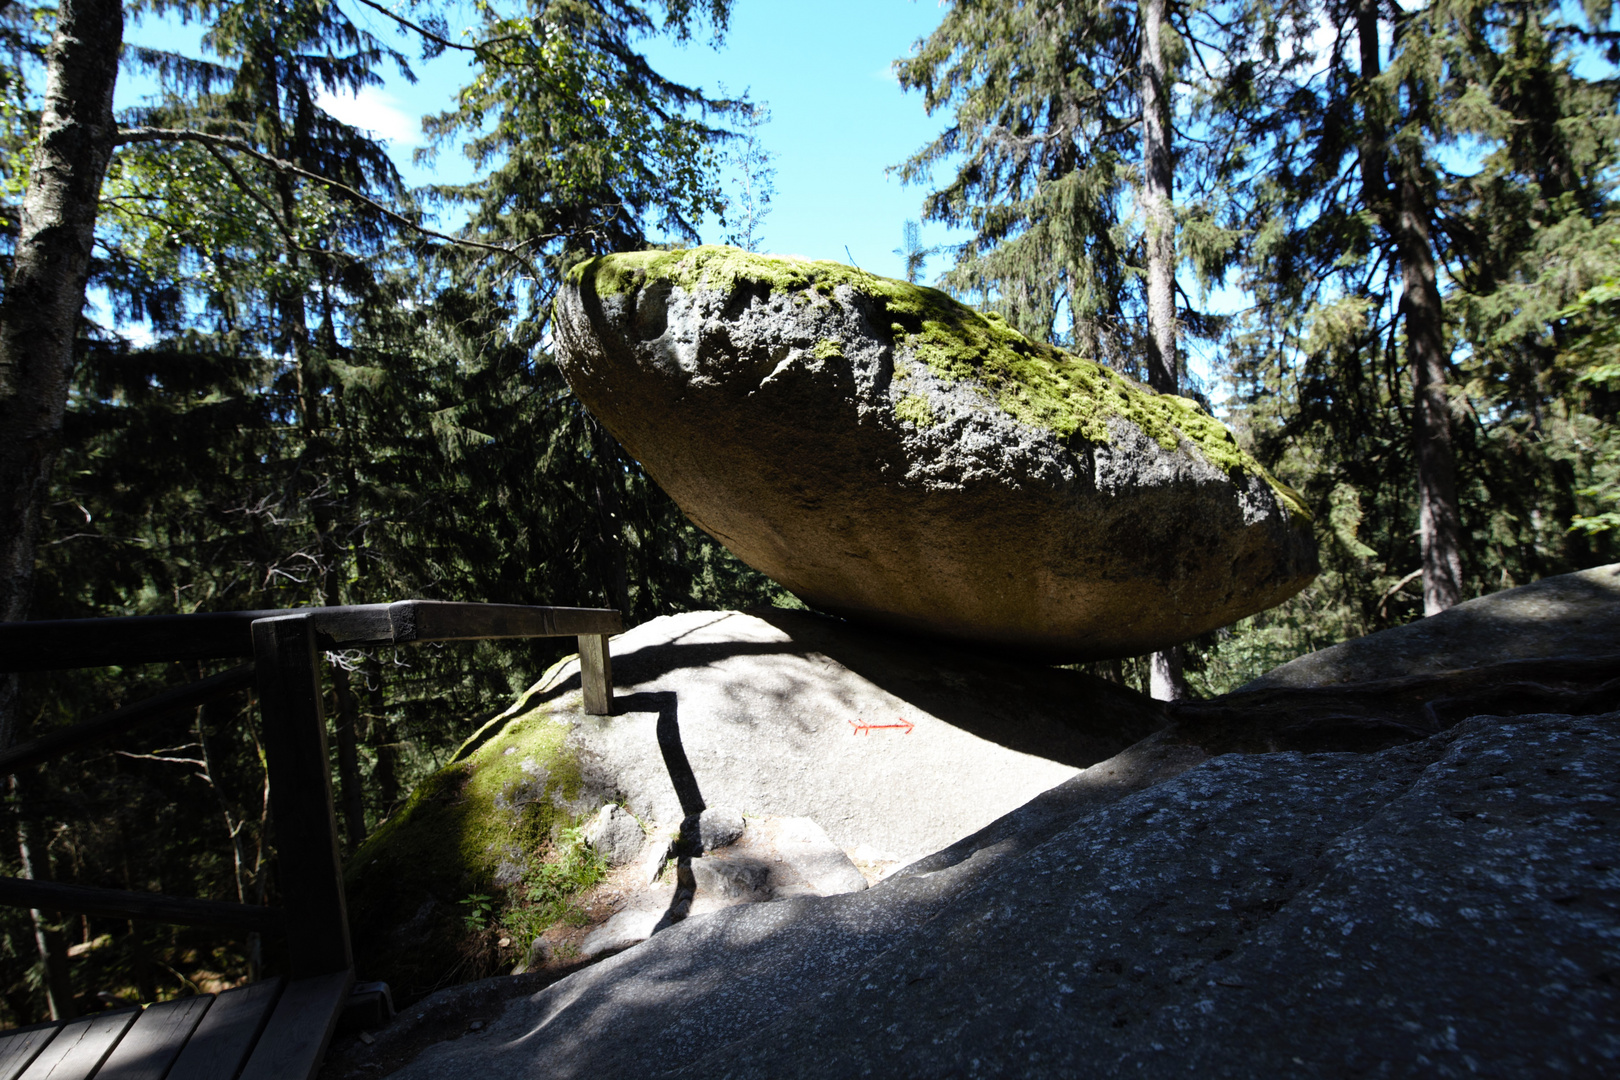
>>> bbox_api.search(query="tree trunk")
[13,777,73,1020]
[332,664,367,850]
[1139,0,1191,700]
[0,0,123,745]
[1139,0,1177,396]
[0,0,121,1019]
[1149,648,1190,702]
[1395,166,1463,614]
[364,655,399,816]
[1355,0,1463,615]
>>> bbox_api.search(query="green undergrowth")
[567,246,1308,523]
[344,672,612,1002]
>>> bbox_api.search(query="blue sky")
[119,1,968,284]
[112,1,1237,388]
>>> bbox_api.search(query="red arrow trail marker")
[849,717,915,735]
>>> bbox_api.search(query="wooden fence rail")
[0,599,622,1078]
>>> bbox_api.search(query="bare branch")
[347,0,530,56]
[114,126,543,279]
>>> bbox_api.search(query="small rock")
[639,834,673,885]
[357,1031,375,1046]
[691,853,772,902]
[764,817,869,896]
[583,804,646,866]
[580,908,667,959]
[468,1020,484,1032]
[697,806,745,852]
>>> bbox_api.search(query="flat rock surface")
[577,814,869,962]
[554,247,1316,658]
[524,608,1165,859]
[362,710,1620,1079]
[343,607,1166,1000]
[1245,563,1620,689]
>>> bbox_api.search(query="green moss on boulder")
[344,678,600,1003]
[894,393,937,429]
[566,246,1307,524]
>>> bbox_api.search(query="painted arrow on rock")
[849,717,915,735]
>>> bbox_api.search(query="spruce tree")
[898,0,1225,696]
[1222,0,1619,609]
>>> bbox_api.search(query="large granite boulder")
[553,247,1317,659]
[343,609,1166,1002]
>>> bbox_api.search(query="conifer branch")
[347,0,529,58]
[198,141,298,246]
[114,126,543,280]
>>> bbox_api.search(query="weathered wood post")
[578,633,614,716]
[252,614,352,977]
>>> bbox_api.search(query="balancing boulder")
[553,246,1317,658]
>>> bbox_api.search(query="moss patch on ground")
[567,246,1309,522]
[344,680,606,1003]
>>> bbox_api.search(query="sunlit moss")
[566,246,1310,524]
[894,392,937,429]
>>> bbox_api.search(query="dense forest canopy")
[0,0,1614,1023]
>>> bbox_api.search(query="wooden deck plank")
[95,996,214,1080]
[0,1024,59,1080]
[17,1009,138,1080]
[236,971,352,1080]
[164,980,283,1080]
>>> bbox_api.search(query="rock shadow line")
[615,690,703,935]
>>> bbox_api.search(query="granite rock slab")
[372,710,1619,1079]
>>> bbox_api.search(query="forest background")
[0,0,1617,1025]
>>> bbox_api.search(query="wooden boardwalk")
[0,973,350,1080]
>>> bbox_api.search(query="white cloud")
[314,85,419,146]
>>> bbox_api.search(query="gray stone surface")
[1245,563,1620,689]
[342,606,1167,1002]
[750,816,868,897]
[371,711,1619,1079]
[694,807,743,852]
[578,905,666,961]
[488,608,1167,861]
[582,805,645,867]
[554,247,1316,659]
[575,814,870,962]
[688,854,769,902]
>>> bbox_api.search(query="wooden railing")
[0,599,621,981]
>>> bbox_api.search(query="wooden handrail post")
[252,615,353,977]
[578,633,613,716]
